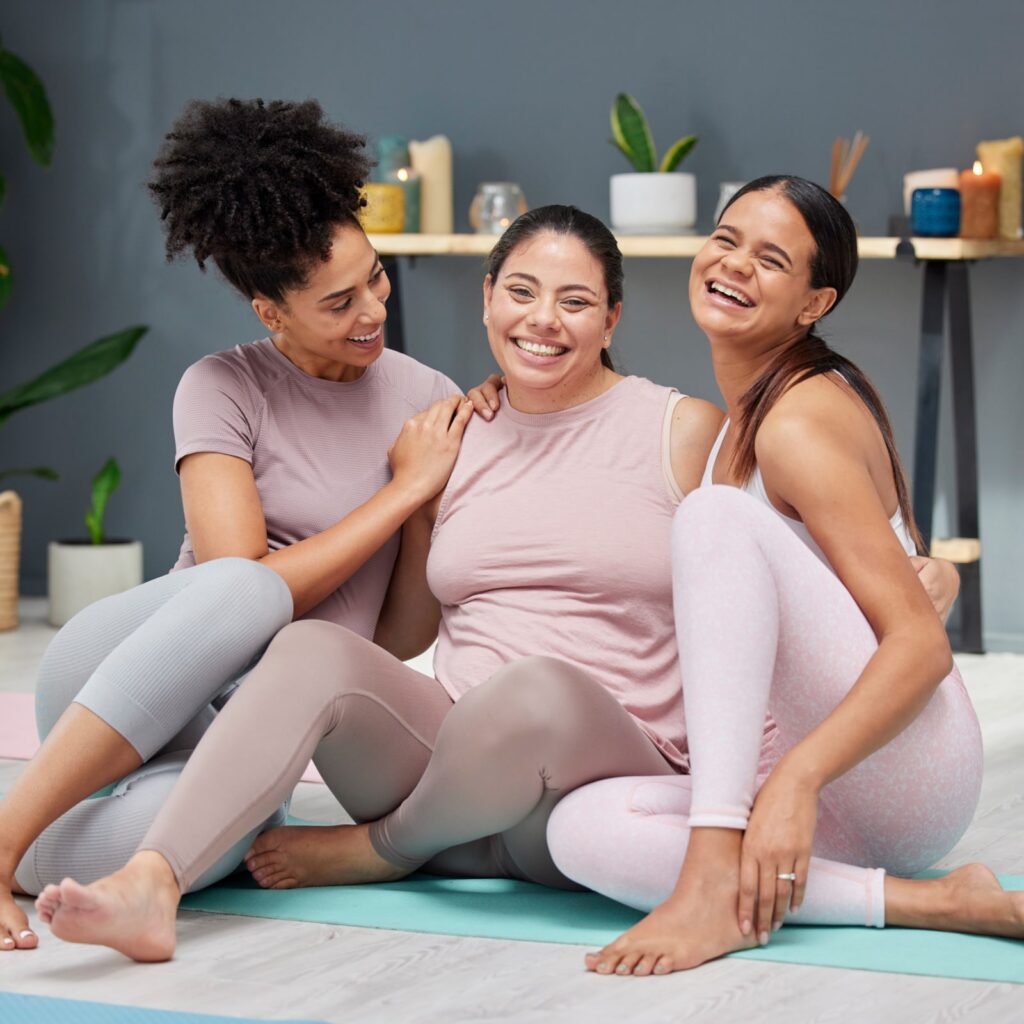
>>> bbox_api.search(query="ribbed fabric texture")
[171,340,459,636]
[45,558,293,759]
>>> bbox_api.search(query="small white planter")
[48,539,143,627]
[610,172,697,234]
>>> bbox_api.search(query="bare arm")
[180,396,473,619]
[669,396,725,495]
[372,496,443,661]
[756,402,952,794]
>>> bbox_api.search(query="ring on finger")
[776,872,798,882]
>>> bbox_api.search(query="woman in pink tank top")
[0,98,493,953]
[551,178,1019,976]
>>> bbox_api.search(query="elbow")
[920,618,954,682]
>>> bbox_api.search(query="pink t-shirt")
[172,339,459,637]
[428,376,689,770]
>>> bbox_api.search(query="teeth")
[349,329,380,342]
[710,282,753,307]
[514,338,567,357]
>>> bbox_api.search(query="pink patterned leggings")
[547,486,984,927]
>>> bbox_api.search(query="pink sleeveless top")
[427,376,688,770]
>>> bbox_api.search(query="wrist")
[775,751,827,795]
[384,477,434,514]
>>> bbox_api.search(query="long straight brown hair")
[722,177,925,554]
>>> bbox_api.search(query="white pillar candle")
[903,169,960,215]
[410,135,453,234]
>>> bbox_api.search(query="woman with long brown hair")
[549,176,1021,976]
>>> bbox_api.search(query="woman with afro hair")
[0,98,485,951]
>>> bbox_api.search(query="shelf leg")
[947,262,984,653]
[382,255,405,354]
[912,261,947,549]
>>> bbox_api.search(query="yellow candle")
[410,136,453,234]
[976,137,1023,239]
[959,162,1001,239]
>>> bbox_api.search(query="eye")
[760,256,783,269]
[508,286,533,300]
[329,298,353,314]
[713,234,736,246]
[370,265,386,282]
[562,297,590,309]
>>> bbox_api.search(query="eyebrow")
[505,272,598,296]
[316,251,383,303]
[716,225,793,268]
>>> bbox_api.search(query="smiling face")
[689,188,837,351]
[253,221,390,382]
[482,231,621,412]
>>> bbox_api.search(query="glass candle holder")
[469,183,528,234]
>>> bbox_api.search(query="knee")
[258,620,372,697]
[672,485,765,559]
[546,782,613,885]
[199,557,293,629]
[451,656,598,749]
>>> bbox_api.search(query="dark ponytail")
[722,176,924,554]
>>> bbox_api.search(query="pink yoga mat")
[0,692,324,783]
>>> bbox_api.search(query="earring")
[603,335,609,341]
[484,313,489,321]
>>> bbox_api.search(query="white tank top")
[701,420,917,569]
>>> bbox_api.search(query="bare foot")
[585,871,758,977]
[245,823,411,889]
[889,864,1024,938]
[41,852,180,962]
[0,877,38,951]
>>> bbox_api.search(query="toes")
[268,875,298,890]
[13,927,38,949]
[652,955,675,976]
[615,952,643,976]
[634,953,660,977]
[1,934,14,951]
[245,851,282,874]
[247,831,281,857]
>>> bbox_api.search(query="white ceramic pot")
[610,172,697,234]
[48,539,143,626]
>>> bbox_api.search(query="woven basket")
[0,490,22,631]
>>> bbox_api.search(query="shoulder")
[373,348,461,408]
[669,395,725,495]
[176,342,275,400]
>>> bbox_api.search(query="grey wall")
[1,0,1022,648]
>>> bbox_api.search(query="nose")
[526,296,561,331]
[720,247,753,276]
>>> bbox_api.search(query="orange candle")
[959,161,1001,239]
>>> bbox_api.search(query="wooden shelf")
[369,233,1024,261]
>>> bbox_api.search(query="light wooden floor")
[1,600,1022,1023]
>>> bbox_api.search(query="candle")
[409,135,453,234]
[959,162,1001,239]
[902,169,959,215]
[357,183,404,233]
[386,166,421,233]
[976,137,1023,239]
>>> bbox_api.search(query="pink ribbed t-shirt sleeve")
[172,356,261,473]
[430,371,462,403]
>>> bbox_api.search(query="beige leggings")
[141,620,677,890]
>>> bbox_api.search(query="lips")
[706,279,755,308]
[347,326,382,345]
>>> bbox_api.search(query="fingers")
[446,398,474,439]
[757,863,776,943]
[465,387,494,419]
[791,855,811,913]
[772,868,793,932]
[737,851,758,937]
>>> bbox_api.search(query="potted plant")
[608,93,699,235]
[0,35,147,629]
[47,458,142,626]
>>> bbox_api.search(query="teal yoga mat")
[0,993,325,1024]
[181,872,1024,984]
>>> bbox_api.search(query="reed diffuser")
[829,130,870,200]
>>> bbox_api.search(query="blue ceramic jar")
[911,188,961,237]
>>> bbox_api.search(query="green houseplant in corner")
[48,457,142,626]
[0,34,148,629]
[608,92,699,235]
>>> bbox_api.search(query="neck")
[708,326,810,422]
[505,364,621,414]
[272,333,367,383]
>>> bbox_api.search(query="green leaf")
[0,325,148,426]
[0,242,10,310]
[0,47,55,167]
[0,465,58,484]
[610,93,655,173]
[87,457,120,544]
[659,135,698,173]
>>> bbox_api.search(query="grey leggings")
[141,619,678,891]
[13,558,293,894]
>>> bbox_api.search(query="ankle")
[126,851,181,899]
